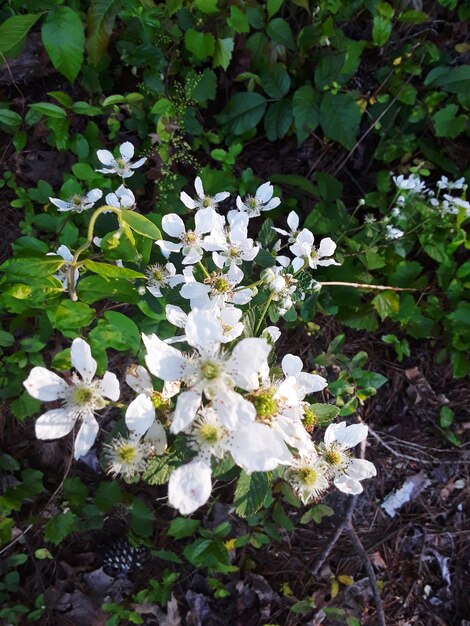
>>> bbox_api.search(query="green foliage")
[41,7,85,83]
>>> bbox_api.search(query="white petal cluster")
[23,338,119,459]
[49,189,103,213]
[96,141,147,178]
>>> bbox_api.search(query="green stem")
[197,261,211,279]
[255,292,275,335]
[67,205,122,301]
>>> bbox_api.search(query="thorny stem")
[318,281,416,292]
[255,291,275,335]
[67,205,122,301]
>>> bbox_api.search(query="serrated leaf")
[266,18,296,51]
[168,517,200,539]
[372,290,399,320]
[44,511,76,545]
[120,210,161,240]
[90,311,140,352]
[260,64,291,98]
[264,99,293,140]
[372,15,392,46]
[320,92,361,149]
[83,259,146,280]
[0,14,41,58]
[213,37,234,70]
[433,104,467,138]
[86,0,122,66]
[184,29,215,60]
[216,92,267,135]
[308,403,340,426]
[228,6,249,32]
[292,85,320,141]
[41,7,85,83]
[234,471,271,517]
[94,481,122,512]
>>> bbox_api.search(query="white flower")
[49,189,102,213]
[165,304,244,344]
[437,176,466,191]
[180,264,254,310]
[168,458,213,515]
[180,176,229,212]
[48,245,78,290]
[290,230,340,272]
[125,364,172,455]
[23,338,120,460]
[103,432,150,480]
[321,422,376,494]
[156,212,222,265]
[105,185,136,209]
[285,449,329,504]
[385,224,404,240]
[207,216,259,269]
[272,211,301,243]
[233,182,281,218]
[143,309,271,433]
[392,174,426,194]
[145,262,184,298]
[96,142,146,178]
[442,194,470,217]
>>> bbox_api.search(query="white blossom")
[103,432,150,480]
[156,212,223,265]
[23,338,120,459]
[272,211,301,243]
[321,422,376,494]
[145,262,183,298]
[49,189,102,213]
[180,176,229,232]
[233,182,281,218]
[290,230,340,272]
[105,185,136,209]
[180,264,254,310]
[48,245,78,290]
[392,173,426,194]
[285,448,329,503]
[385,224,404,240]
[96,142,146,178]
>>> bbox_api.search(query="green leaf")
[71,101,102,116]
[94,481,122,512]
[45,511,76,545]
[189,69,217,103]
[372,291,399,320]
[260,63,291,99]
[129,499,154,538]
[266,18,296,51]
[86,0,122,66]
[83,259,146,280]
[0,14,41,58]
[0,108,22,130]
[234,471,271,517]
[264,99,293,140]
[228,6,249,32]
[76,275,140,304]
[184,29,215,60]
[292,85,320,141]
[10,392,41,421]
[212,37,234,70]
[319,92,361,150]
[52,300,95,335]
[216,92,267,135]
[1,256,64,277]
[28,103,66,119]
[308,403,340,426]
[168,517,200,539]
[433,104,467,139]
[424,65,470,94]
[194,0,218,12]
[372,15,392,45]
[267,0,284,18]
[120,209,161,240]
[90,311,140,352]
[41,7,85,83]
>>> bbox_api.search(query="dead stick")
[347,524,387,626]
[318,281,416,292]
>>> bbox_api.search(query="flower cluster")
[25,143,377,515]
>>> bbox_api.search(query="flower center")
[151,391,169,412]
[213,277,229,293]
[202,197,212,208]
[298,467,318,486]
[199,423,221,444]
[200,360,220,381]
[247,197,258,211]
[71,195,82,206]
[323,448,344,467]
[184,230,198,245]
[228,246,240,259]
[73,386,94,406]
[252,388,278,420]
[116,444,137,464]
[116,158,127,169]
[303,406,316,433]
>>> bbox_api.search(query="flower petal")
[145,420,167,455]
[35,408,76,439]
[318,237,337,258]
[287,211,299,231]
[346,458,376,480]
[74,414,99,460]
[129,157,146,169]
[49,198,70,210]
[165,304,188,328]
[98,371,120,401]
[230,423,292,473]
[168,459,212,515]
[334,475,363,495]
[162,214,185,239]
[171,389,202,433]
[71,338,97,384]
[120,142,134,160]
[281,354,303,377]
[96,150,115,166]
[24,367,69,401]
[87,188,103,203]
[126,394,155,435]
[126,365,153,394]
[184,309,224,352]
[194,176,205,199]
[214,387,255,430]
[228,338,271,390]
[256,182,273,203]
[143,333,188,381]
[180,191,197,209]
